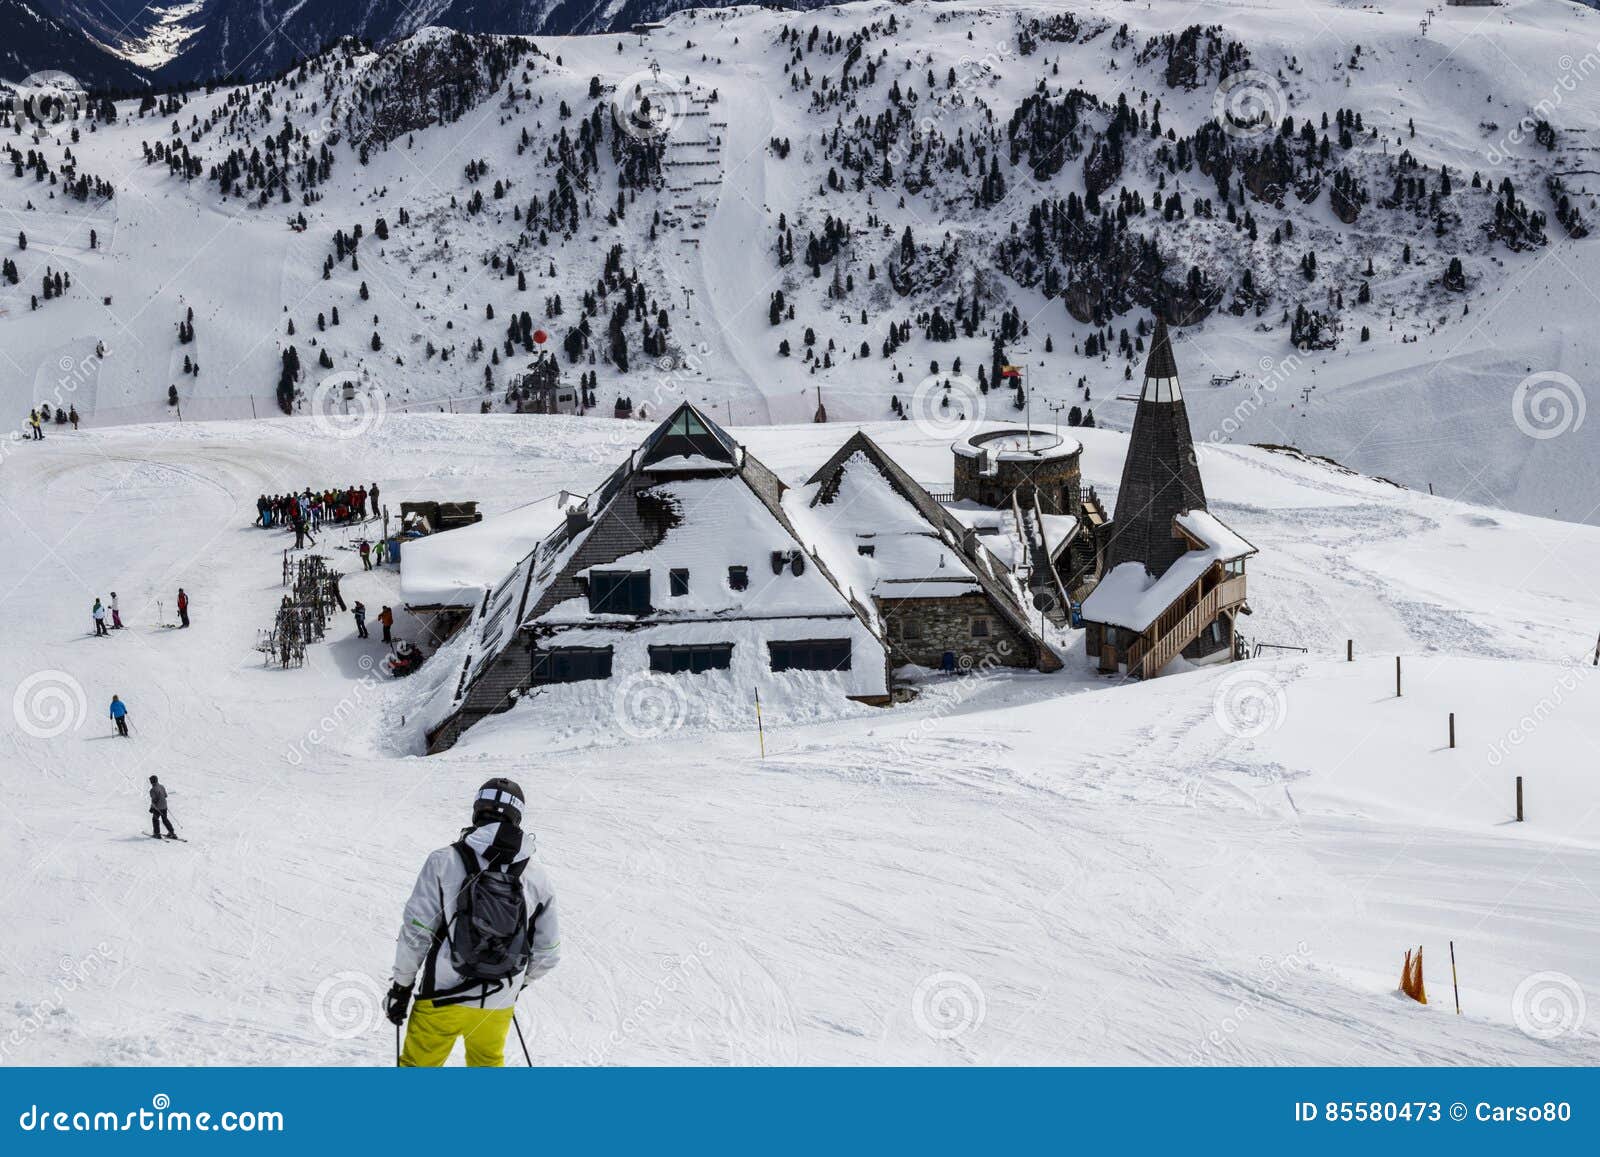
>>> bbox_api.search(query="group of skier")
[350,600,394,641]
[256,484,380,530]
[79,499,550,1066]
[90,589,188,635]
[108,702,176,840]
[23,405,79,439]
[90,593,123,635]
[124,766,559,1064]
[357,537,392,569]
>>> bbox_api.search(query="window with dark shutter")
[589,570,652,615]
[669,568,689,597]
[768,638,852,672]
[971,617,992,638]
[530,647,613,683]
[648,644,733,674]
[728,565,749,591]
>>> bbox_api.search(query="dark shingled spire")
[1104,316,1208,577]
[1144,316,1179,381]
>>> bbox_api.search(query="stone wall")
[880,592,1039,671]
[953,444,1082,516]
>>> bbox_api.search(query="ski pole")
[512,1011,532,1067]
[395,1022,401,1066]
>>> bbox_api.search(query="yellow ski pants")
[399,999,515,1067]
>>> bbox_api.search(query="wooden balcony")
[1126,574,1248,679]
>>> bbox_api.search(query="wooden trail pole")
[1449,940,1461,1015]
[1516,776,1524,822]
[1347,638,1353,662]
[1449,712,1455,749]
[754,688,766,759]
[1396,655,1402,697]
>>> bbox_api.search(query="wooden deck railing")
[1127,575,1248,678]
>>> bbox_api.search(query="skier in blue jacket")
[109,694,129,737]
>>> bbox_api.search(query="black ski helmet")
[472,777,525,826]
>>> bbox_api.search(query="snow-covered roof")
[1038,512,1079,559]
[1081,508,1254,632]
[789,449,990,608]
[545,476,855,622]
[953,428,1082,463]
[400,492,577,608]
[1174,509,1256,563]
[640,453,735,474]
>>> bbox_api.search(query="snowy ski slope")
[1,412,1597,1064]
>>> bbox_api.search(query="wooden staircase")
[1126,575,1247,678]
[1011,490,1070,625]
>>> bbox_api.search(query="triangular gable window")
[640,404,736,467]
[667,410,709,437]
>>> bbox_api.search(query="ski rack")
[261,554,343,668]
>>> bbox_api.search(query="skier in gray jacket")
[148,775,177,839]
[384,778,559,1066]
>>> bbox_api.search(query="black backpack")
[447,843,532,981]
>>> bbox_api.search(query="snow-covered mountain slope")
[2,412,1597,1064]
[0,0,150,90]
[33,0,843,85]
[3,0,1600,526]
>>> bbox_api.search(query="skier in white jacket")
[384,778,559,1066]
